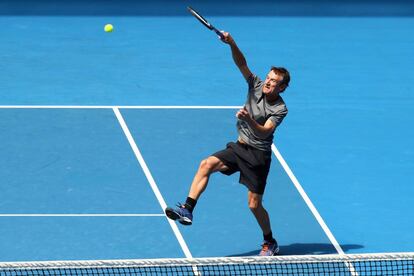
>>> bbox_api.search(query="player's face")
[263,71,283,95]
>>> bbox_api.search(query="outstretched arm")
[221,32,252,81]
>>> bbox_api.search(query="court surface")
[0,0,413,262]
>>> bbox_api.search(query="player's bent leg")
[165,156,228,226]
[188,156,228,200]
[200,156,229,174]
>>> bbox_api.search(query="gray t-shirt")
[237,74,288,151]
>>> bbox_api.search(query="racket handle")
[213,28,225,40]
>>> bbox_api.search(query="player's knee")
[248,194,263,211]
[199,157,218,173]
[249,202,260,211]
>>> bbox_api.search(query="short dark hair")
[271,66,290,92]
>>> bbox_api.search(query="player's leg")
[248,191,279,256]
[165,156,228,225]
[188,156,228,200]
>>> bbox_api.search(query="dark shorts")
[212,141,272,195]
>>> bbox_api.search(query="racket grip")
[214,28,225,40]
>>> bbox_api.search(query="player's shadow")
[227,243,364,257]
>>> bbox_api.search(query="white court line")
[113,107,193,259]
[0,105,242,109]
[271,144,345,255]
[0,214,165,217]
[2,105,345,263]
[271,145,359,276]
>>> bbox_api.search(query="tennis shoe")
[259,239,279,256]
[165,203,193,225]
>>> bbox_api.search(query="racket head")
[187,6,213,30]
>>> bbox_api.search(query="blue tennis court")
[0,0,413,263]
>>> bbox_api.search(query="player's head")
[263,67,290,95]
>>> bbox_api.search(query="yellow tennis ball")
[104,24,114,33]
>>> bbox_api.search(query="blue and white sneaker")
[259,239,280,256]
[165,203,193,225]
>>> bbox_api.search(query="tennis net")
[0,252,413,275]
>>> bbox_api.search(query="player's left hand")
[236,106,252,122]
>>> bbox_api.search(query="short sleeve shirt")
[237,74,288,151]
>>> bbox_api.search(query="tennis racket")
[187,6,225,40]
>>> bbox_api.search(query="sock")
[264,231,275,243]
[184,197,197,213]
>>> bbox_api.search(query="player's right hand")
[220,31,234,44]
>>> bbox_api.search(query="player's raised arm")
[221,32,252,81]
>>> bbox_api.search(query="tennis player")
[165,31,290,256]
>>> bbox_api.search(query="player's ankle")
[184,197,197,212]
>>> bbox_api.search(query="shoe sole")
[165,208,192,226]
